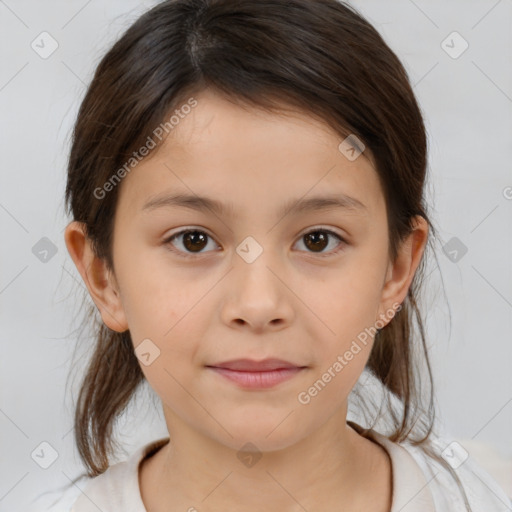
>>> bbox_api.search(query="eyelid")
[296,226,347,257]
[164,226,216,241]
[299,224,346,239]
[163,225,348,258]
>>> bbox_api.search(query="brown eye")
[296,229,346,256]
[165,229,219,257]
[304,231,329,252]
[182,231,208,252]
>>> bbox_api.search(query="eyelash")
[163,227,347,259]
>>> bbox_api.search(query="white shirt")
[30,422,512,511]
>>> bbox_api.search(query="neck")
[139,406,391,512]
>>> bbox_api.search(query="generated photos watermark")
[93,97,198,200]
[297,301,402,405]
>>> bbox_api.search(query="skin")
[65,89,428,512]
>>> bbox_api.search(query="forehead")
[115,90,384,219]
[171,90,337,148]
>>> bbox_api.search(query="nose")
[220,254,295,333]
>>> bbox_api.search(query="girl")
[43,0,511,510]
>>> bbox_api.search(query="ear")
[64,221,129,333]
[377,215,429,324]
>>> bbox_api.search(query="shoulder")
[26,478,89,512]
[407,437,511,512]
[383,430,511,511]
[348,420,511,512]
[70,438,169,512]
[27,438,169,512]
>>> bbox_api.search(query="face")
[71,89,425,453]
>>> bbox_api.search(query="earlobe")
[64,221,129,333]
[378,216,429,323]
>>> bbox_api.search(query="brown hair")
[62,0,471,508]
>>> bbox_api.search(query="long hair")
[62,0,471,508]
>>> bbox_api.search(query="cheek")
[125,294,209,405]
[304,309,376,410]
[306,260,384,369]
[314,269,383,333]
[113,241,192,333]
[115,250,214,372]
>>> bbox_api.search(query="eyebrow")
[142,192,368,218]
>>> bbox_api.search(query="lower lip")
[207,367,304,389]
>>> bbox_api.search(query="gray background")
[0,0,511,510]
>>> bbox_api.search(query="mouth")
[205,358,308,389]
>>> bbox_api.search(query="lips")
[206,358,307,389]
[207,358,304,372]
